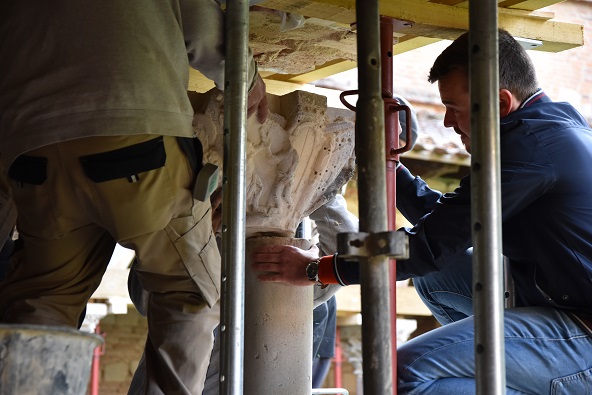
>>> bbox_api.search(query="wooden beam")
[429,0,466,6]
[501,0,564,10]
[263,78,315,95]
[188,71,215,93]
[188,68,310,96]
[266,58,357,84]
[394,35,443,55]
[259,0,583,52]
[432,0,561,12]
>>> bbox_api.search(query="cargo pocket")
[167,201,221,308]
[7,155,56,238]
[551,367,592,394]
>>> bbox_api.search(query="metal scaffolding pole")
[468,3,506,395]
[220,0,250,394]
[355,0,394,393]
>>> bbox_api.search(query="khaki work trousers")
[0,134,221,394]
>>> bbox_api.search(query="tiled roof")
[309,77,471,166]
[406,109,470,166]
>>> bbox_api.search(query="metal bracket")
[337,230,409,259]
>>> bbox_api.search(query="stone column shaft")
[244,237,313,394]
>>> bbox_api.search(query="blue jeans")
[402,250,592,394]
[412,248,474,325]
[312,296,337,388]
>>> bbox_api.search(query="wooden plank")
[433,0,560,12]
[394,35,443,55]
[258,0,583,52]
[429,0,466,6]
[501,0,564,10]
[263,78,313,95]
[266,59,357,84]
[188,70,216,93]
[188,69,305,96]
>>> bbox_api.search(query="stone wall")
[529,1,592,123]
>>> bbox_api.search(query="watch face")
[306,261,318,281]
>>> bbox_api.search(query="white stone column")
[244,236,312,394]
[191,88,355,394]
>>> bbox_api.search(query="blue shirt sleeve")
[334,164,473,282]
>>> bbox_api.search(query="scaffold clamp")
[336,230,409,259]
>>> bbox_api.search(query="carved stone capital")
[190,89,356,236]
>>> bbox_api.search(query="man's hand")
[247,73,269,124]
[251,244,319,286]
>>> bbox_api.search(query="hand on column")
[251,244,319,286]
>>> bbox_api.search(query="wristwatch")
[306,258,327,288]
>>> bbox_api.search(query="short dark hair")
[427,29,539,102]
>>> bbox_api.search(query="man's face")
[438,68,471,152]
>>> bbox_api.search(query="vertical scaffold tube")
[355,1,394,394]
[468,3,506,395]
[379,18,400,386]
[220,1,249,394]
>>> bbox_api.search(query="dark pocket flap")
[79,136,166,183]
[8,155,48,185]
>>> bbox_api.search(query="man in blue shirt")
[252,29,592,394]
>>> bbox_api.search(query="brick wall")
[94,310,146,395]
[394,1,592,123]
[325,1,592,122]
[529,1,592,122]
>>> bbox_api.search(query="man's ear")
[499,89,518,117]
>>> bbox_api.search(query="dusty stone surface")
[190,88,356,236]
[249,8,357,74]
[243,236,313,394]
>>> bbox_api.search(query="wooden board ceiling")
[188,0,584,95]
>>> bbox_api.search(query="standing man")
[252,30,592,394]
[0,1,267,394]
